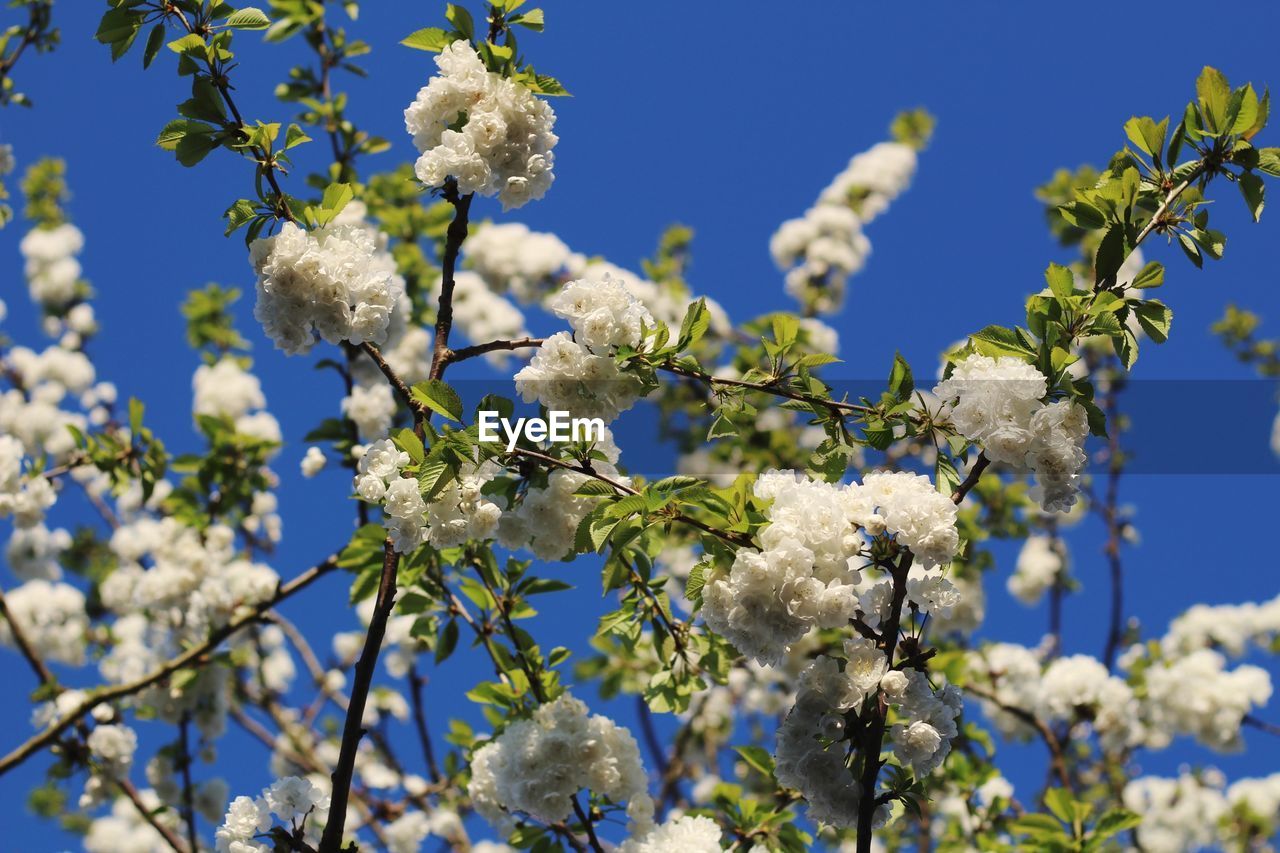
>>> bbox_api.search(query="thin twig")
[0,585,57,687]
[117,776,189,853]
[963,683,1072,791]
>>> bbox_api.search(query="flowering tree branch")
[0,552,340,776]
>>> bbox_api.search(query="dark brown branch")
[429,182,474,381]
[442,336,545,367]
[950,453,990,505]
[855,552,912,853]
[319,539,399,852]
[177,715,199,853]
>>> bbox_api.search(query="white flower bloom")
[404,40,558,209]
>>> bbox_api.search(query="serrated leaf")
[411,379,463,423]
[1044,262,1074,298]
[401,27,454,52]
[225,7,271,29]
[1240,171,1265,222]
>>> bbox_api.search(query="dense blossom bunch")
[353,438,504,551]
[404,40,557,209]
[467,693,654,833]
[934,353,1089,511]
[770,204,869,313]
[498,428,628,560]
[1130,646,1272,751]
[617,815,723,852]
[884,667,963,777]
[465,221,575,302]
[465,222,731,339]
[249,221,404,355]
[1119,771,1280,853]
[702,469,959,666]
[0,435,58,528]
[1008,533,1064,604]
[1,343,99,462]
[818,141,918,222]
[774,647,895,828]
[216,776,331,852]
[20,222,84,308]
[769,139,917,312]
[514,276,655,421]
[1160,591,1280,656]
[193,357,282,448]
[0,576,87,664]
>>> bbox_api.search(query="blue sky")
[2,1,1279,848]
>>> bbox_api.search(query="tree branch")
[319,539,399,853]
[0,585,56,688]
[0,552,340,776]
[855,552,912,853]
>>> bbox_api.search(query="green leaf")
[676,298,710,351]
[128,398,144,435]
[401,27,453,52]
[283,124,311,150]
[393,428,425,465]
[887,352,913,400]
[510,8,544,30]
[435,619,459,663]
[445,4,475,39]
[1239,171,1265,222]
[1044,263,1074,298]
[1196,66,1231,131]
[734,746,775,778]
[1257,147,1280,177]
[969,325,1036,359]
[411,380,463,423]
[142,23,166,68]
[225,7,271,30]
[167,33,207,54]
[1043,788,1075,824]
[1058,200,1106,230]
[1133,300,1172,343]
[1129,261,1164,289]
[1093,809,1142,840]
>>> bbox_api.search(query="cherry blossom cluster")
[934,353,1089,511]
[20,221,84,309]
[497,427,628,560]
[0,435,57,529]
[353,438,504,552]
[702,469,960,665]
[249,221,404,356]
[193,357,282,449]
[514,276,655,422]
[1008,533,1065,605]
[467,692,655,834]
[1124,770,1280,853]
[769,140,917,313]
[216,776,331,853]
[617,815,723,852]
[334,203,433,440]
[404,39,557,210]
[465,221,731,338]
